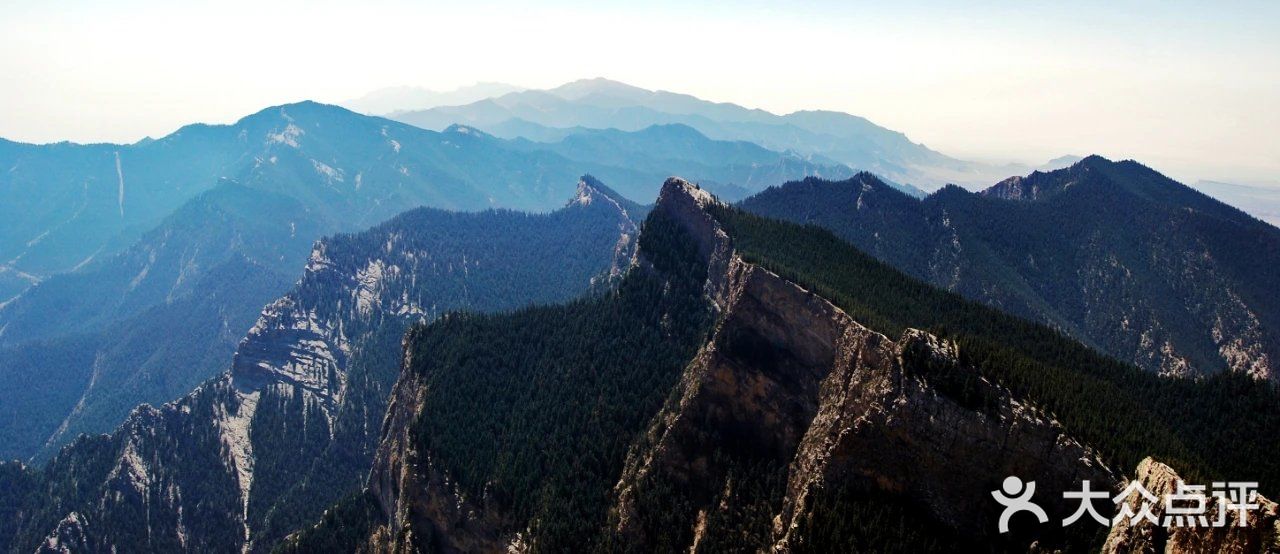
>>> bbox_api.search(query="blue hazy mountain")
[388,78,1034,190]
[339,82,526,115]
[501,123,875,200]
[0,100,857,344]
[1,102,579,345]
[0,100,862,461]
[0,182,318,462]
[1194,180,1280,227]
[0,132,251,302]
[0,101,574,305]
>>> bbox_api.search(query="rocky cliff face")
[3,180,637,554]
[360,178,1124,552]
[365,332,512,553]
[1104,458,1280,554]
[613,180,1119,550]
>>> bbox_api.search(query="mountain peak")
[233,100,361,129]
[566,176,649,228]
[980,154,1251,220]
[659,177,717,209]
[1044,154,1084,167]
[1075,153,1115,169]
[981,175,1031,200]
[979,155,1116,201]
[850,170,890,187]
[571,175,615,206]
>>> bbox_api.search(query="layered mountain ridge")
[739,156,1280,380]
[0,179,639,553]
[2,89,1277,554]
[7,174,1277,552]
[387,78,1082,191]
[0,99,855,462]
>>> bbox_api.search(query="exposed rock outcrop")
[36,512,91,554]
[773,322,1116,549]
[1103,458,1280,554]
[612,179,1119,550]
[647,178,736,308]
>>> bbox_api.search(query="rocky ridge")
[614,179,1120,550]
[360,178,1126,552]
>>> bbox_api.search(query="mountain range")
[0,178,640,553]
[374,78,1280,227]
[0,87,1278,553]
[0,97,854,305]
[739,156,1280,380]
[0,102,854,462]
[3,172,1277,552]
[386,78,1084,191]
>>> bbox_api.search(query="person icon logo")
[992,476,1048,533]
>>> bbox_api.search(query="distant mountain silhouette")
[387,78,1080,191]
[340,82,526,115]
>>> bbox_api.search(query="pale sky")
[2,0,1277,185]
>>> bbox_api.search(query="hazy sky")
[2,0,1277,185]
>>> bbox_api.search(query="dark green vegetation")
[273,491,382,554]
[738,157,1280,378]
[710,203,1280,498]
[618,450,793,553]
[401,206,713,550]
[0,462,39,550]
[791,487,971,554]
[278,205,713,552]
